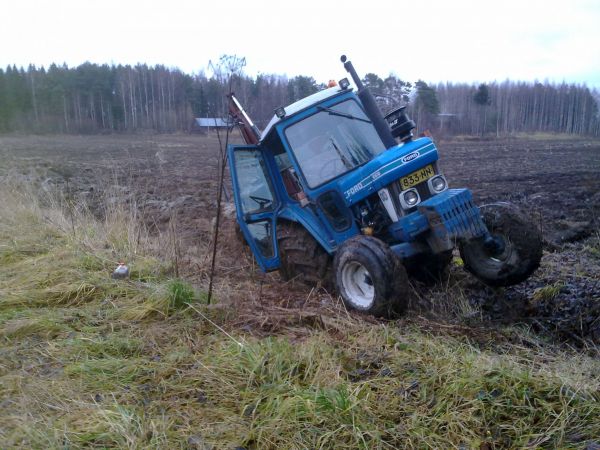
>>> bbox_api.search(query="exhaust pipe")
[341,55,396,149]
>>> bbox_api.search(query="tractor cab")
[227,55,542,317]
[229,85,374,270]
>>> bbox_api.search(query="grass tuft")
[166,278,196,309]
[119,278,199,320]
[532,282,564,302]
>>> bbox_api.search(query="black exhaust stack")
[341,55,396,149]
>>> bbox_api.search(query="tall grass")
[2,178,600,449]
[0,177,196,313]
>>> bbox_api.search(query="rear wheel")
[278,222,332,287]
[333,235,409,317]
[460,203,542,286]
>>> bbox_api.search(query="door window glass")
[247,220,274,258]
[234,150,276,214]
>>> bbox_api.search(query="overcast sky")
[2,0,599,87]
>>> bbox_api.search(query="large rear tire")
[459,203,542,286]
[333,235,409,317]
[278,222,332,287]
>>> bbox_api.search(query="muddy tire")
[459,203,542,287]
[333,235,409,317]
[405,250,453,285]
[278,222,332,287]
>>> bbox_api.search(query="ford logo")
[402,151,420,163]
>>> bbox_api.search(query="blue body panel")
[335,138,438,205]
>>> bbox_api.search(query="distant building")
[437,113,460,134]
[191,117,232,134]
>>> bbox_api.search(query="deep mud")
[439,137,600,345]
[1,134,599,346]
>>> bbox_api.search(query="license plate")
[400,164,435,190]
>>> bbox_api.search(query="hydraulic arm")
[227,93,261,145]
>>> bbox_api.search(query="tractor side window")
[265,131,303,199]
[317,191,352,231]
[273,147,292,171]
[234,150,275,214]
[264,131,291,171]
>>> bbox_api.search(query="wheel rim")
[487,235,513,264]
[341,261,375,308]
[463,234,517,274]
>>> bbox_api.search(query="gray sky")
[2,0,600,87]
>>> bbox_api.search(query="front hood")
[336,137,439,205]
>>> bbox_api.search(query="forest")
[0,61,599,136]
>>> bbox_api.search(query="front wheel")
[459,203,542,286]
[333,236,409,317]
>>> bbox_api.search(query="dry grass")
[2,179,600,449]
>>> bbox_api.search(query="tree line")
[0,62,599,136]
[434,80,600,137]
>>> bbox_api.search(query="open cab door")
[228,144,280,271]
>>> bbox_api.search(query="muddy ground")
[1,133,599,346]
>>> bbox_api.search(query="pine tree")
[287,76,318,103]
[473,83,491,135]
[414,80,439,131]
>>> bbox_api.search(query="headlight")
[428,175,448,193]
[400,188,420,209]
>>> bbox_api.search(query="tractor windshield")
[284,99,385,188]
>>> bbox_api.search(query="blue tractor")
[227,55,542,316]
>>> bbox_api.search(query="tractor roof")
[260,85,348,142]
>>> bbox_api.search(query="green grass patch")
[64,357,146,390]
[66,335,146,359]
[119,278,202,320]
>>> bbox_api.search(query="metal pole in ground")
[207,56,245,304]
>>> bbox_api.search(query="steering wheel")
[249,195,272,210]
[302,135,343,182]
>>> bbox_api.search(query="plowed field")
[1,134,599,344]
